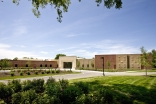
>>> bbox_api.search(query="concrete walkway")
[0,70,156,84]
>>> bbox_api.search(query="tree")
[77,60,80,68]
[140,46,152,76]
[107,61,110,69]
[13,57,18,60]
[55,54,66,59]
[151,49,156,68]
[91,61,94,69]
[26,60,31,68]
[0,59,11,74]
[10,0,122,22]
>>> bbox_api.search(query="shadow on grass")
[85,81,156,104]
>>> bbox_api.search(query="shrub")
[46,77,56,85]
[10,72,14,76]
[0,83,13,104]
[46,70,50,74]
[42,71,45,74]
[51,70,55,73]
[35,71,38,75]
[22,79,44,93]
[98,88,114,104]
[56,70,60,73]
[8,80,22,93]
[74,81,89,94]
[20,72,23,76]
[27,71,31,75]
[60,85,82,104]
[45,82,61,97]
[20,90,37,104]
[59,79,69,90]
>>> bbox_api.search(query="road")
[0,70,156,84]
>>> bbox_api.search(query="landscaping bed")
[0,69,74,80]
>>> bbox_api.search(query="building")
[95,54,152,70]
[0,54,152,70]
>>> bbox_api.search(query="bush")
[42,71,45,74]
[8,80,22,93]
[60,85,82,104]
[0,83,13,104]
[20,72,23,76]
[46,70,50,74]
[27,71,31,75]
[74,81,89,94]
[59,79,69,90]
[13,90,37,104]
[56,70,60,73]
[35,71,38,75]
[98,88,114,104]
[51,70,55,73]
[10,72,14,76]
[22,79,45,93]
[46,77,56,85]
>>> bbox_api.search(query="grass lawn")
[80,68,156,72]
[70,76,156,104]
[0,72,80,80]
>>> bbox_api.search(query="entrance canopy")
[58,56,76,70]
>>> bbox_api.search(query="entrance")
[63,62,72,68]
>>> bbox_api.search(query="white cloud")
[36,45,55,48]
[66,33,87,37]
[0,48,36,59]
[53,40,141,58]
[40,51,48,54]
[0,43,36,59]
[0,43,10,48]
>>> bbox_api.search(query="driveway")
[0,70,156,84]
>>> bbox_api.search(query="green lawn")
[80,68,156,72]
[70,76,156,104]
[0,72,80,80]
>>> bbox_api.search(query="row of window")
[14,64,53,67]
[81,64,90,67]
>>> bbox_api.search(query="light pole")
[101,57,105,76]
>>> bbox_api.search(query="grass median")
[0,72,80,80]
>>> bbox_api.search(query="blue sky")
[0,0,156,59]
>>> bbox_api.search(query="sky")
[0,0,156,60]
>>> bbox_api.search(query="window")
[45,64,47,67]
[82,64,84,67]
[40,64,42,67]
[26,64,28,67]
[50,64,52,67]
[87,64,89,67]
[15,64,18,67]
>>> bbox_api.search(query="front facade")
[95,54,147,69]
[9,60,58,68]
[1,54,152,70]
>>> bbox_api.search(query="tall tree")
[151,49,156,68]
[77,60,80,68]
[13,57,18,60]
[0,59,11,74]
[10,0,122,22]
[26,60,31,68]
[140,46,151,76]
[91,61,94,69]
[107,61,110,69]
[55,54,66,59]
